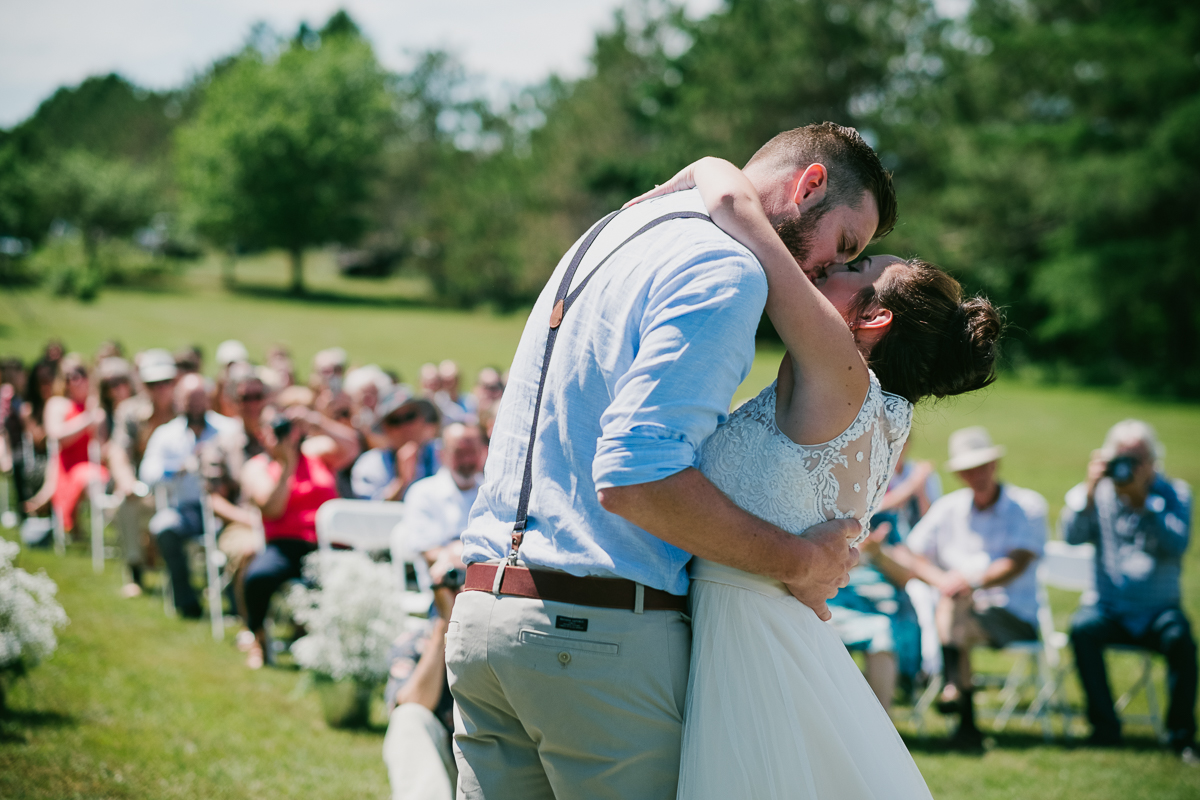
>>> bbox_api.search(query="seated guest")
[383,422,484,800]
[108,350,178,595]
[383,585,458,800]
[138,373,245,618]
[828,513,922,713]
[470,367,505,418]
[899,426,1046,747]
[878,441,944,679]
[1063,419,1195,761]
[215,365,270,631]
[25,355,108,536]
[350,390,439,502]
[240,388,360,668]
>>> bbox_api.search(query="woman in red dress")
[25,355,108,534]
[240,387,360,668]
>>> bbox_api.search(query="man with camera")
[1062,419,1196,761]
[382,422,485,800]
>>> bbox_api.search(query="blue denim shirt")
[1062,475,1193,635]
[461,190,767,594]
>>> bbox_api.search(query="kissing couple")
[447,122,1000,799]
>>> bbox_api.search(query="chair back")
[314,499,405,553]
[391,520,435,616]
[1038,540,1096,593]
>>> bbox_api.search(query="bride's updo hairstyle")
[851,259,1002,404]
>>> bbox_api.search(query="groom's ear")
[790,163,829,211]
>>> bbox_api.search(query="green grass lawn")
[2,258,1200,798]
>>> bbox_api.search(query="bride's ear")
[857,307,893,333]
[853,307,893,351]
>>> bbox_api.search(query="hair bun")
[864,260,1003,403]
[928,296,1003,399]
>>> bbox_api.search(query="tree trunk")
[289,248,305,295]
[222,249,237,289]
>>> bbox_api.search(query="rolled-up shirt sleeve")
[592,248,766,489]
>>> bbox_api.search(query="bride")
[629,158,1001,799]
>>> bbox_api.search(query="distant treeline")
[1,1,1197,397]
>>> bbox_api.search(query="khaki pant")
[446,588,691,800]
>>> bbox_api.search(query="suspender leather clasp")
[549,299,565,329]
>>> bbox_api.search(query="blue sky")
[0,0,722,128]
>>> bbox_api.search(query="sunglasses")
[239,392,266,402]
[383,410,419,427]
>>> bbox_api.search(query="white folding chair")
[314,498,406,553]
[87,438,122,574]
[390,520,435,618]
[1023,540,1165,741]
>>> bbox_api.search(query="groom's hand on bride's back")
[784,519,860,621]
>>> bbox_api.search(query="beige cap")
[946,426,1006,472]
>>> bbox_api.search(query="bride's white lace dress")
[678,374,932,799]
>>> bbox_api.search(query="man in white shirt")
[383,422,485,800]
[900,426,1047,747]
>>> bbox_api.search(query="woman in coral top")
[25,355,108,534]
[240,387,360,669]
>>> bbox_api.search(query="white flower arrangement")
[0,539,69,673]
[288,550,411,684]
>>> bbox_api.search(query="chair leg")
[1142,655,1164,743]
[994,654,1032,731]
[911,674,944,736]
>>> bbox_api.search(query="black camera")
[271,416,292,441]
[434,567,465,591]
[1104,454,1139,485]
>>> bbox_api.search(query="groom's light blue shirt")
[461,190,767,595]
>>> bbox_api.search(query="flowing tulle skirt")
[677,559,933,800]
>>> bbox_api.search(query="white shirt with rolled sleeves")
[906,484,1048,625]
[398,467,480,555]
[460,190,767,595]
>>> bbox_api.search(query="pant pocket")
[518,629,619,655]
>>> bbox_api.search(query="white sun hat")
[946,426,1006,472]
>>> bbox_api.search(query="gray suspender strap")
[504,208,712,567]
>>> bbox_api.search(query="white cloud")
[0,0,723,128]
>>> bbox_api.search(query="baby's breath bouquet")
[288,550,409,684]
[0,539,69,711]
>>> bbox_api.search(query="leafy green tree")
[861,0,1200,395]
[177,17,392,293]
[31,149,157,286]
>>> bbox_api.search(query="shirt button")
[557,651,571,665]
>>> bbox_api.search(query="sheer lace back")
[699,373,913,546]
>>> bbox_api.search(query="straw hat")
[946,426,1006,472]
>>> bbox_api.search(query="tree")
[176,17,392,293]
[31,149,157,283]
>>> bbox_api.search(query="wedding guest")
[11,360,55,529]
[138,373,244,618]
[1062,419,1195,761]
[900,426,1046,747]
[828,514,922,713]
[213,339,251,418]
[25,355,107,535]
[433,360,474,424]
[350,390,439,502]
[878,441,944,678]
[240,389,360,668]
[108,349,178,596]
[383,422,484,800]
[471,367,505,417]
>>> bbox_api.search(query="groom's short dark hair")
[746,122,897,241]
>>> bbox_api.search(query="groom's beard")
[772,200,829,276]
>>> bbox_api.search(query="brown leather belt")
[464,563,688,612]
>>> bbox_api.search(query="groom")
[449,122,897,799]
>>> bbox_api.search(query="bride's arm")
[631,158,870,430]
